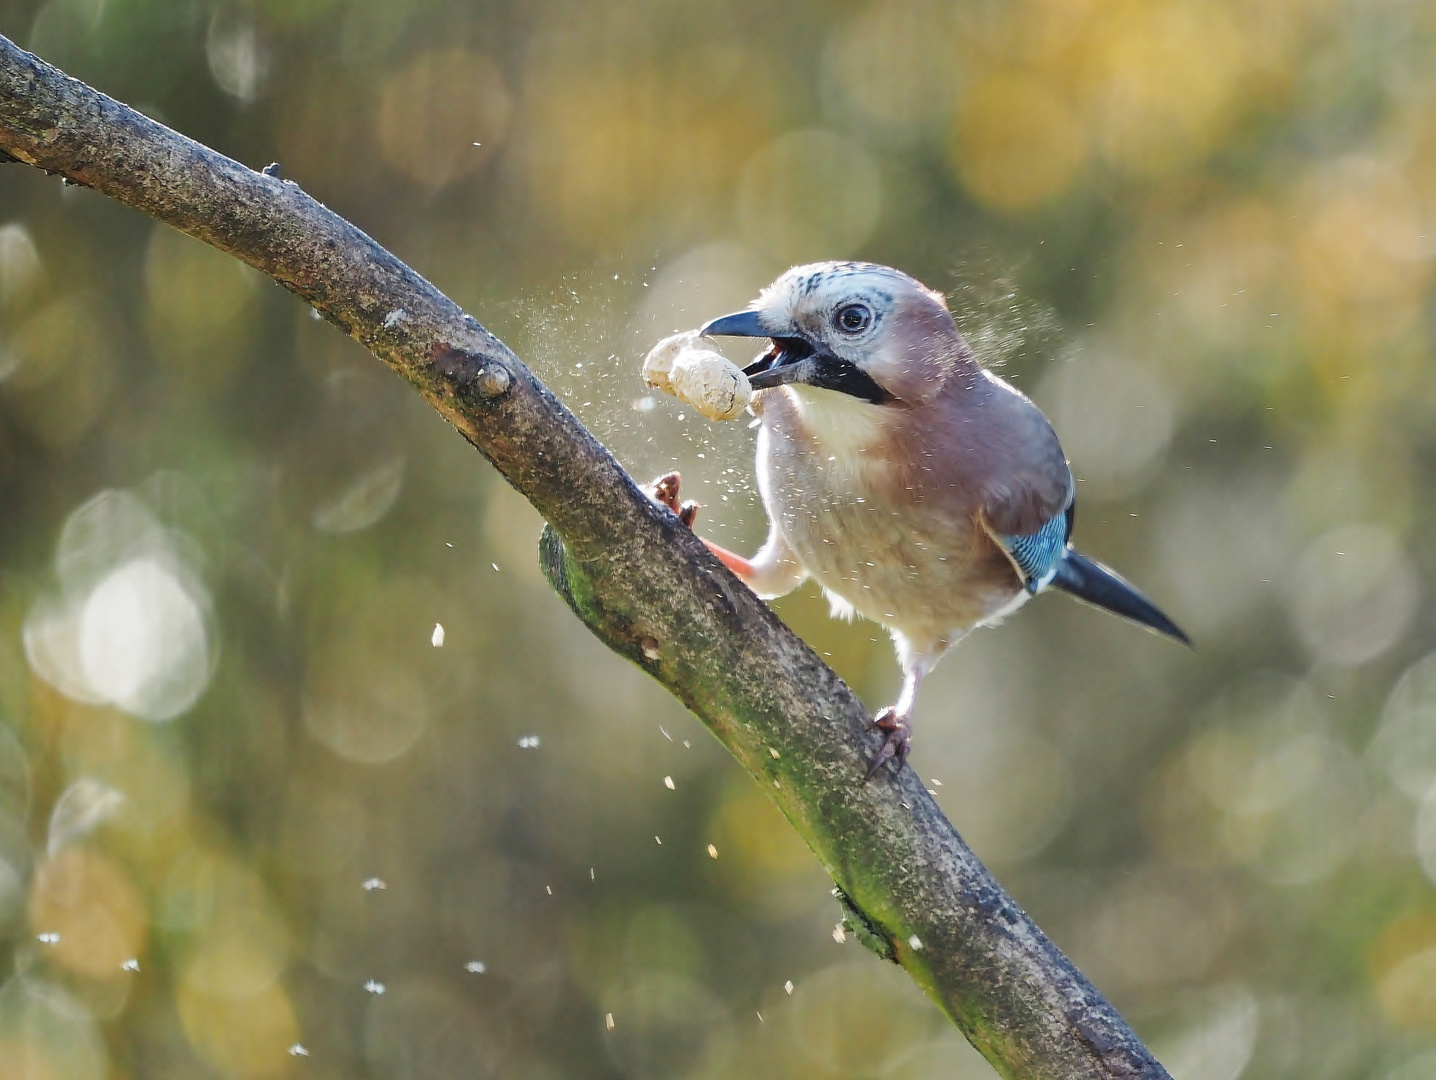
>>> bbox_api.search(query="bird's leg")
[864,665,927,780]
[647,472,761,581]
[705,542,759,580]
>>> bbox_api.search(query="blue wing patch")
[1000,507,1073,594]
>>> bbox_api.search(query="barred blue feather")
[1001,504,1075,594]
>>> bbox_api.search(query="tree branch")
[0,36,1170,1080]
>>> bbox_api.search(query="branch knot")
[433,344,510,400]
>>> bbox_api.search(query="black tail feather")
[1051,549,1191,647]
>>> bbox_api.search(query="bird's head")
[700,262,970,406]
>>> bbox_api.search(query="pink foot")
[864,707,912,780]
[648,473,758,582]
[648,471,699,527]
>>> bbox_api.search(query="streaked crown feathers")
[751,262,973,403]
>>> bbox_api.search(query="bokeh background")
[1,0,1436,1077]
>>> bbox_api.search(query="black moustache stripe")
[742,338,895,405]
[804,357,894,404]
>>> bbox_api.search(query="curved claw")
[864,706,912,781]
[648,472,699,527]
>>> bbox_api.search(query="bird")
[653,261,1188,779]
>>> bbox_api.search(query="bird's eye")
[835,303,872,333]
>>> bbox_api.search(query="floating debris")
[931,779,943,787]
[655,836,662,845]
[605,1012,615,1031]
[362,877,387,891]
[546,885,552,895]
[36,932,60,945]
[663,776,675,790]
[769,747,780,759]
[288,1044,309,1057]
[756,1011,764,1022]
[364,980,386,995]
[465,960,487,974]
[784,980,794,995]
[707,844,718,859]
[431,623,445,648]
[518,735,541,749]
[908,935,923,951]
[833,923,847,944]
[121,958,140,971]
[659,725,672,741]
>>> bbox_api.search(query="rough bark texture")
[0,35,1171,1080]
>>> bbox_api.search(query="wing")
[993,502,1075,594]
[976,423,1075,594]
[966,371,1074,533]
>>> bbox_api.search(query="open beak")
[702,309,893,403]
[700,310,813,390]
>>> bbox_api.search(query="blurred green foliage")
[3,0,1436,1077]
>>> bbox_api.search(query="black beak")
[701,309,894,404]
[701,309,811,389]
[699,310,770,338]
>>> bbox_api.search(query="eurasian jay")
[657,261,1188,778]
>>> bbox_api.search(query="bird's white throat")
[784,383,889,466]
